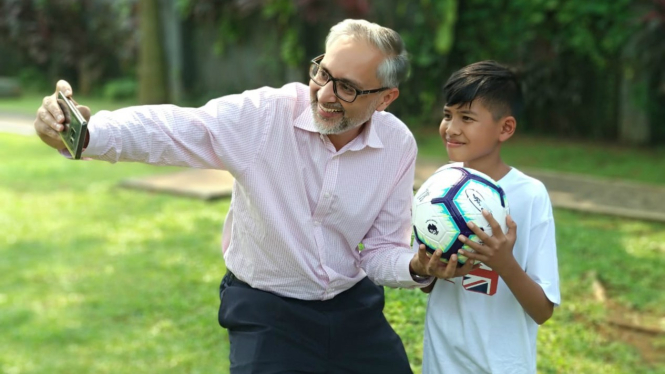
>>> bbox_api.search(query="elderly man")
[35,18,470,374]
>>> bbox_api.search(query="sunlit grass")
[416,130,665,186]
[0,93,137,117]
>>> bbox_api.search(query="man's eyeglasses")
[309,54,389,103]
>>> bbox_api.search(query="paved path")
[3,112,664,223]
[0,113,34,135]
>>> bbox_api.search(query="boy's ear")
[499,116,516,142]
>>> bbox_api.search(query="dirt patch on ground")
[589,272,665,367]
[597,302,665,366]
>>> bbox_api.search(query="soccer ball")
[412,166,509,265]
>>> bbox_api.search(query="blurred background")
[1,0,665,144]
[1,1,664,374]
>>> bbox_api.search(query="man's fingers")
[56,80,73,97]
[35,121,66,149]
[77,105,91,121]
[440,254,458,278]
[58,99,72,125]
[34,119,59,140]
[43,95,65,126]
[459,257,475,273]
[37,107,62,133]
[451,257,474,278]
[425,249,442,272]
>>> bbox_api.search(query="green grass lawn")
[0,93,137,116]
[2,133,664,373]
[416,129,665,186]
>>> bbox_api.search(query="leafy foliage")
[2,0,665,142]
[0,0,138,95]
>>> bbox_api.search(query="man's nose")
[317,80,338,103]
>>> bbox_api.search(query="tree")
[138,0,169,104]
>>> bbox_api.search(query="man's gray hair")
[325,19,409,88]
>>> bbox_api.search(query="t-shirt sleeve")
[524,192,561,306]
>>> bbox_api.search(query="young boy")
[420,61,561,374]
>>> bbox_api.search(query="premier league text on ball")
[412,167,510,265]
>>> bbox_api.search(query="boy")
[419,61,560,374]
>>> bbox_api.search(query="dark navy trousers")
[218,271,413,374]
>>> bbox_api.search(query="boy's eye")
[462,116,473,122]
[443,113,452,120]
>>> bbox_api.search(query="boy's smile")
[439,100,515,181]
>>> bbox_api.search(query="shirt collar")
[294,106,384,151]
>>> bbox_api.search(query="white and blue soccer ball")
[412,166,510,264]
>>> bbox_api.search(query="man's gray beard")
[310,100,376,135]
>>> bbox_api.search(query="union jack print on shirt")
[462,263,499,296]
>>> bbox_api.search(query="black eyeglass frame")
[309,54,390,103]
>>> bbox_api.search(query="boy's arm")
[494,261,554,324]
[458,210,553,325]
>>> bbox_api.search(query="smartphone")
[58,91,88,159]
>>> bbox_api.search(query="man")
[35,19,469,374]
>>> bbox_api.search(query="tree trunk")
[78,57,103,97]
[139,0,168,104]
[618,65,650,145]
[159,0,182,104]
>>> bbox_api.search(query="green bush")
[103,78,138,101]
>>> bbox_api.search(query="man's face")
[309,37,386,135]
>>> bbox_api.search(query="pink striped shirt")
[83,82,421,300]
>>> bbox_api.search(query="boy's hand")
[458,210,518,275]
[410,244,478,280]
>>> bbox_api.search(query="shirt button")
[324,192,330,198]
[314,221,321,226]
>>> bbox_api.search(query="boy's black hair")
[443,61,523,121]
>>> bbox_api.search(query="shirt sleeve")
[525,194,561,306]
[83,87,276,177]
[358,138,428,288]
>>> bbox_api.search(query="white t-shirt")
[421,166,561,374]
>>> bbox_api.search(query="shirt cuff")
[396,252,434,288]
[81,114,104,157]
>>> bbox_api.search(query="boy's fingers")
[459,249,488,264]
[505,214,517,240]
[483,209,504,239]
[466,220,491,242]
[458,235,488,255]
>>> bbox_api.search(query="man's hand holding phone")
[34,80,91,157]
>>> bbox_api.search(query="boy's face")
[439,100,514,165]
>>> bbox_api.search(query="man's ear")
[375,88,400,112]
[499,116,516,142]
